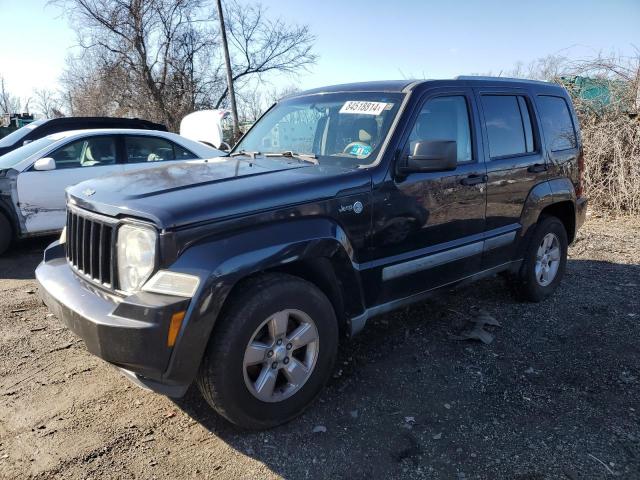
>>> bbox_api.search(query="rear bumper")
[36,241,192,397]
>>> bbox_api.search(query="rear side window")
[173,143,199,160]
[537,96,577,151]
[125,136,196,163]
[481,95,535,158]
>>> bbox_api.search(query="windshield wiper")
[230,150,260,159]
[264,151,319,165]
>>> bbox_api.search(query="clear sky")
[0,0,638,101]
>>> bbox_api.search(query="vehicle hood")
[67,156,372,229]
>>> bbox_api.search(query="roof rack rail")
[454,75,552,85]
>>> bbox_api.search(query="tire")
[0,214,13,256]
[514,215,568,302]
[197,273,339,429]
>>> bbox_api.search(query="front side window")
[537,96,577,151]
[234,92,404,167]
[49,136,116,169]
[481,95,536,158]
[125,136,195,163]
[406,95,473,163]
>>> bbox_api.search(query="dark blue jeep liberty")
[37,77,587,429]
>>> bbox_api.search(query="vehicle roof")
[293,77,565,97]
[297,80,418,95]
[46,128,178,140]
[40,116,163,125]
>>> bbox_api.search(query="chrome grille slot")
[65,208,116,288]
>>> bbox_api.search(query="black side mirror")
[398,140,458,174]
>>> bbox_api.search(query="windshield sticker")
[340,101,390,116]
[349,144,372,156]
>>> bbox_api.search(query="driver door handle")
[461,174,487,186]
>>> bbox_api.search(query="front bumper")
[36,241,192,397]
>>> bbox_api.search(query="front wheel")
[197,273,338,429]
[514,215,568,302]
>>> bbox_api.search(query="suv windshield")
[234,92,404,167]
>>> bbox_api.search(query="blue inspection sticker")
[349,144,372,156]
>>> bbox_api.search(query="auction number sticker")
[340,101,390,116]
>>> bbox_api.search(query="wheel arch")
[160,217,365,386]
[518,178,578,257]
[539,201,576,244]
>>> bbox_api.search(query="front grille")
[65,208,117,288]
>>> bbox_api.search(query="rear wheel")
[197,273,338,429]
[514,215,568,302]
[0,214,13,255]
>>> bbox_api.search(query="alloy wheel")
[242,309,319,402]
[534,232,561,287]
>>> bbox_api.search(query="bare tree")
[33,88,63,118]
[214,1,316,109]
[265,84,301,104]
[0,76,23,114]
[53,0,316,132]
[54,0,221,129]
[237,87,264,122]
[236,83,301,122]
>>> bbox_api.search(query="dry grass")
[579,110,640,215]
[558,53,640,217]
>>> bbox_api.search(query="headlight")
[117,224,157,293]
[59,226,67,244]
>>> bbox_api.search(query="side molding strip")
[381,230,517,282]
[483,231,516,252]
[382,241,483,281]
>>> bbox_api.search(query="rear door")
[475,88,547,268]
[123,135,200,172]
[16,135,123,233]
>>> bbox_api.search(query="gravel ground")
[0,216,639,480]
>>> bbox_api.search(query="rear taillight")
[576,148,585,197]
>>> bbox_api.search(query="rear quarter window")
[536,96,577,151]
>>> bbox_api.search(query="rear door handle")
[528,163,548,173]
[461,174,487,186]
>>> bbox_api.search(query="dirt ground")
[0,216,639,480]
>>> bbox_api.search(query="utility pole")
[216,0,240,141]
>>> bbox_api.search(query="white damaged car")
[0,128,223,254]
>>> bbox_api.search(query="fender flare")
[160,217,363,385]
[518,178,577,256]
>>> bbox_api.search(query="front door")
[16,135,123,234]
[366,88,487,306]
